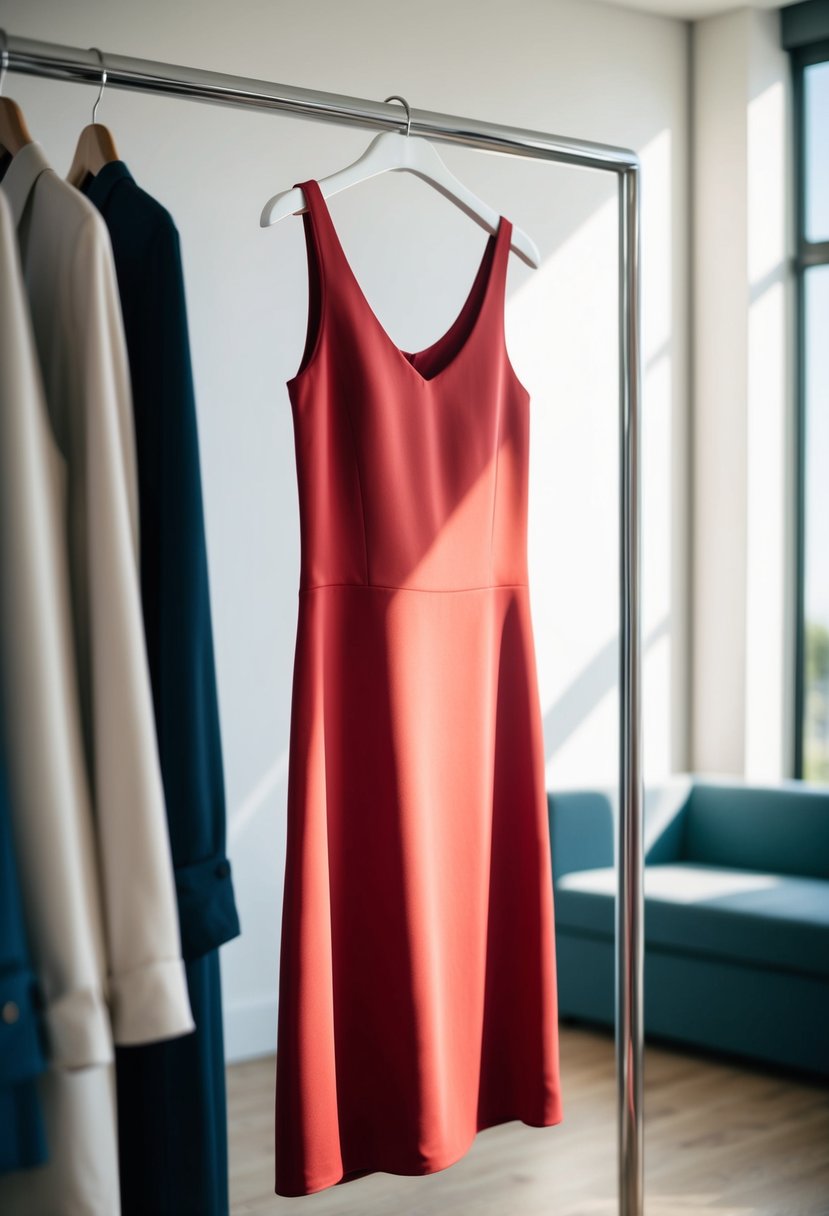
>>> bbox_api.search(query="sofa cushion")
[555,862,829,978]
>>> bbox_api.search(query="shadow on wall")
[542,614,670,765]
[511,128,679,788]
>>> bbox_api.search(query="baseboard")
[224,996,278,1064]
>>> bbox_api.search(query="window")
[786,4,829,782]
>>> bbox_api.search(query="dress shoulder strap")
[487,214,514,318]
[289,180,331,382]
[288,178,373,383]
[294,178,344,278]
[291,177,356,310]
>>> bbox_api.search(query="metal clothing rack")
[2,33,644,1216]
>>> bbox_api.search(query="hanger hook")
[0,30,9,97]
[383,94,411,137]
[90,46,107,123]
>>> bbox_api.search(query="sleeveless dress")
[275,178,563,1198]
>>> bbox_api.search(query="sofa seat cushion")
[556,863,829,978]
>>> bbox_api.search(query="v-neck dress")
[275,178,563,1198]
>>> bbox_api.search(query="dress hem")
[274,1106,565,1199]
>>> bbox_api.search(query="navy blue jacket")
[83,161,240,1216]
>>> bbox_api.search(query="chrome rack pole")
[3,33,645,1216]
[618,162,644,1216]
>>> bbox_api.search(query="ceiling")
[596,0,799,19]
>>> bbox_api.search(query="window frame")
[791,35,829,777]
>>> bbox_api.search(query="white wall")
[3,0,690,1061]
[691,7,795,779]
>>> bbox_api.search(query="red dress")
[275,177,563,1197]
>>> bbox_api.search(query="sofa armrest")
[548,775,694,880]
[548,789,615,881]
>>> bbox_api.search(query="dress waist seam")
[299,581,530,595]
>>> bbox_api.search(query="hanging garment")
[0,141,193,1046]
[81,160,241,1216]
[0,142,195,1213]
[274,178,562,1197]
[0,157,121,1215]
[0,717,47,1177]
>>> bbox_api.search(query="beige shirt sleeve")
[66,206,196,1045]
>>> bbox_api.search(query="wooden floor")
[228,1024,829,1215]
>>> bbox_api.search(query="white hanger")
[260,95,540,269]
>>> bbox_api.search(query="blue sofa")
[548,775,829,1078]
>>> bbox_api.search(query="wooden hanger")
[0,30,33,158]
[260,94,541,269]
[66,47,120,188]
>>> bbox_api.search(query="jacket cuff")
[44,983,113,1070]
[0,968,48,1085]
[109,957,196,1046]
[175,853,241,961]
